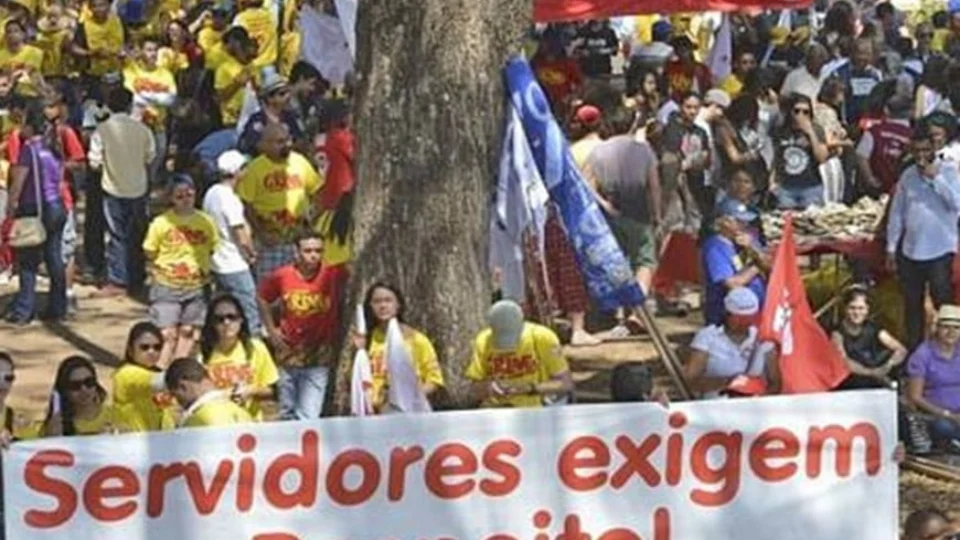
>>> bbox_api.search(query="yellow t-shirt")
[367,326,444,412]
[123,62,177,129]
[313,210,352,265]
[182,395,253,428]
[236,152,322,243]
[0,44,44,96]
[214,55,256,126]
[143,210,220,289]
[278,28,300,77]
[234,7,277,69]
[198,26,228,70]
[81,14,125,76]
[204,339,279,420]
[157,46,188,74]
[72,402,130,435]
[112,362,177,432]
[932,28,951,54]
[35,28,70,77]
[465,322,569,408]
[718,74,744,99]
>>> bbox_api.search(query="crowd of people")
[0,0,956,532]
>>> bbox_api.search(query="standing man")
[855,93,912,197]
[203,150,260,333]
[780,43,829,102]
[88,87,156,297]
[886,125,960,350]
[258,231,347,419]
[123,35,177,187]
[237,122,322,280]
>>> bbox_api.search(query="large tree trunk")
[331,0,530,411]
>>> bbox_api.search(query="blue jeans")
[277,366,329,420]
[103,194,147,289]
[9,202,67,319]
[930,417,960,445]
[214,270,261,335]
[775,184,824,210]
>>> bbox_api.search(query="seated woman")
[112,322,176,431]
[356,282,444,414]
[44,356,128,436]
[684,288,780,399]
[907,304,960,452]
[831,286,907,389]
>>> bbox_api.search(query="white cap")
[724,287,760,316]
[488,300,525,349]
[217,150,248,176]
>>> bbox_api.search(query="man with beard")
[237,122,322,281]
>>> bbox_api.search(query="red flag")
[759,215,850,393]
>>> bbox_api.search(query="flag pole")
[636,305,693,400]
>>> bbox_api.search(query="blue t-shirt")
[701,234,767,325]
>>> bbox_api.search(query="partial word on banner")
[4,390,898,539]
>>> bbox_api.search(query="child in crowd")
[143,175,219,364]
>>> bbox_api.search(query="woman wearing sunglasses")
[771,92,830,210]
[199,294,279,420]
[112,322,177,431]
[43,356,128,436]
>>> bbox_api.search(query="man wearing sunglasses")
[237,74,307,157]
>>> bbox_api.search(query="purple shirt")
[17,140,62,207]
[907,341,960,412]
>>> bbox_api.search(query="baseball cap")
[488,300,525,349]
[217,150,248,176]
[717,197,758,223]
[574,104,602,127]
[724,287,760,316]
[704,88,731,109]
[937,305,960,325]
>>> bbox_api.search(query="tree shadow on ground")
[41,321,121,368]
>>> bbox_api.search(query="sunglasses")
[138,343,162,352]
[67,377,97,392]
[214,313,242,324]
[793,108,811,116]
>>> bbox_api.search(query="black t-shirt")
[576,26,618,77]
[662,117,711,187]
[773,125,824,188]
[837,321,890,368]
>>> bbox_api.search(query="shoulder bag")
[9,146,47,249]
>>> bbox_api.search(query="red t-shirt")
[315,126,354,211]
[534,57,583,109]
[6,125,85,211]
[664,60,712,103]
[258,263,348,348]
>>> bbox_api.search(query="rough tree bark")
[331,0,530,411]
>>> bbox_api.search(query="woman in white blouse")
[684,288,781,399]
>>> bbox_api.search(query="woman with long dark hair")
[714,95,768,194]
[200,293,278,420]
[43,356,126,436]
[112,322,176,431]
[771,92,830,209]
[4,103,68,324]
[356,282,444,414]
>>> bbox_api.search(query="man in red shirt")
[257,230,347,419]
[663,36,712,103]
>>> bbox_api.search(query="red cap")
[574,105,602,127]
[725,375,768,397]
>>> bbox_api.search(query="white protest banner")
[4,390,897,539]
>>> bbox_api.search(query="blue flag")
[503,56,645,311]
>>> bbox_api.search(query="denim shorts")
[149,284,207,328]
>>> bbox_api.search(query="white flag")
[706,14,732,82]
[350,305,373,416]
[385,319,432,414]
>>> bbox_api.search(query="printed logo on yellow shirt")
[283,291,328,317]
[209,364,254,389]
[263,171,305,191]
[489,354,537,378]
[164,225,212,247]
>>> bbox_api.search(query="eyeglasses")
[793,108,812,116]
[214,313,242,324]
[138,343,162,352]
[66,377,97,392]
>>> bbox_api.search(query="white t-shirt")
[690,325,774,399]
[202,183,250,274]
[779,66,823,102]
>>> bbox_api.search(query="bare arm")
[805,126,831,164]
[683,349,732,395]
[4,165,27,216]
[831,331,879,376]
[878,330,908,368]
[722,264,761,290]
[907,377,952,416]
